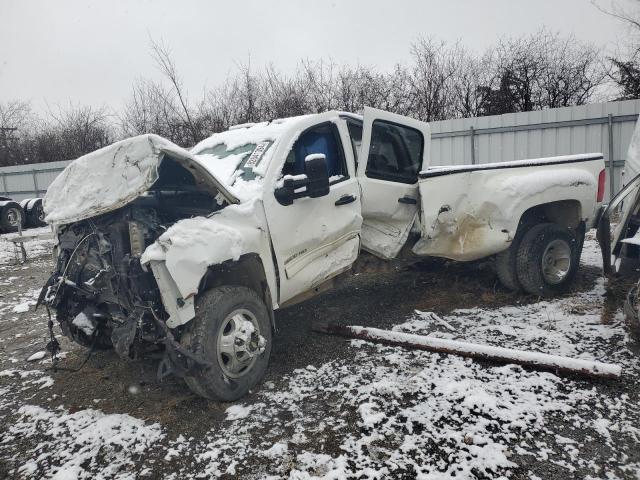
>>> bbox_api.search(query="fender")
[140,200,278,327]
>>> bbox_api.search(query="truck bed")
[412,153,605,262]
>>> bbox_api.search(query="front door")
[264,116,362,304]
[357,107,431,259]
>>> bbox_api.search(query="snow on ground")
[0,226,54,266]
[0,234,639,478]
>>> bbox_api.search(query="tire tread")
[516,223,578,297]
[181,285,271,401]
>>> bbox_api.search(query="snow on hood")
[44,134,236,225]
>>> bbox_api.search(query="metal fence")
[429,99,640,202]
[0,159,70,202]
[1,99,639,202]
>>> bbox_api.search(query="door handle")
[335,194,356,206]
[398,196,417,205]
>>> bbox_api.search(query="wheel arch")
[198,253,275,329]
[519,199,582,229]
[512,200,587,271]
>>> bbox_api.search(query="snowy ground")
[0,232,639,479]
[0,226,54,266]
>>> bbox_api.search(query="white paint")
[356,107,431,259]
[414,155,604,261]
[47,109,604,329]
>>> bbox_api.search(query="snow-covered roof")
[190,114,314,155]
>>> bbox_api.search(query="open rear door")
[598,173,640,274]
[598,115,640,274]
[357,107,430,259]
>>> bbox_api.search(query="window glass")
[365,120,424,184]
[192,142,273,182]
[282,123,347,181]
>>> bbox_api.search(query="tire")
[495,223,534,292]
[181,286,272,401]
[516,223,579,297]
[26,198,46,227]
[495,247,520,291]
[0,201,26,233]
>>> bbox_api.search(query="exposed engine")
[39,160,223,377]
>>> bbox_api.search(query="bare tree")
[149,38,200,144]
[594,0,640,98]
[408,38,461,121]
[475,30,606,115]
[0,101,34,166]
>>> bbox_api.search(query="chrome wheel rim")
[541,239,571,285]
[216,308,264,378]
[6,208,21,227]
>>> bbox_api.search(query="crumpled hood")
[44,134,237,225]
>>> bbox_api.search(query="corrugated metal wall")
[1,99,639,202]
[430,99,640,201]
[0,160,70,202]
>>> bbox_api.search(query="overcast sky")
[0,0,628,114]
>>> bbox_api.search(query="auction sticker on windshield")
[245,141,271,169]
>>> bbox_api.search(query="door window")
[365,120,424,184]
[282,123,348,183]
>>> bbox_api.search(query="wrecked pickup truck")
[39,107,606,400]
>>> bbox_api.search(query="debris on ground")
[313,323,623,378]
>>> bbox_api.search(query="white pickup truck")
[40,107,605,400]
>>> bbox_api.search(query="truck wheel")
[516,223,579,297]
[21,198,46,227]
[181,286,272,401]
[27,199,46,227]
[495,221,536,292]
[0,201,26,233]
[495,247,520,291]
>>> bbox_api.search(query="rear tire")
[495,247,520,291]
[516,223,579,297]
[21,198,46,228]
[181,286,272,401]
[494,222,532,291]
[0,201,26,233]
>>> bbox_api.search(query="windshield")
[192,141,273,186]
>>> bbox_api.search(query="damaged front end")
[38,134,236,379]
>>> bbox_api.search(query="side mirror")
[275,154,330,206]
[304,153,330,198]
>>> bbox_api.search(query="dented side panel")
[414,161,602,261]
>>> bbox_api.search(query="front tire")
[516,223,580,297]
[181,286,272,401]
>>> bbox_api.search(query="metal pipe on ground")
[313,323,622,379]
